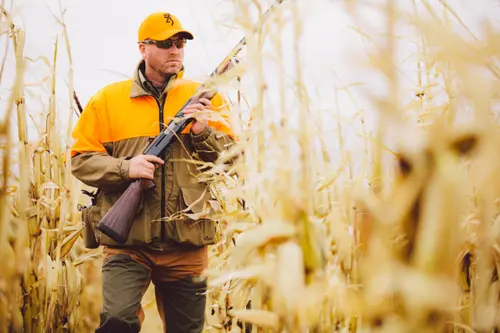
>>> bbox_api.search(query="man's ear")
[138,43,147,59]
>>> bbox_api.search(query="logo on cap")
[163,13,174,26]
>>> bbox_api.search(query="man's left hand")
[182,97,211,135]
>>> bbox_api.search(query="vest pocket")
[165,186,216,247]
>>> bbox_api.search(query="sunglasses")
[140,38,186,49]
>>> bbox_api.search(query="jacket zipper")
[157,100,166,242]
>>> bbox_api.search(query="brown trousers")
[95,246,208,333]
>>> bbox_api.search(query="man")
[70,11,234,333]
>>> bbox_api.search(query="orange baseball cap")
[138,12,194,42]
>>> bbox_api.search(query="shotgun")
[97,0,286,244]
[96,88,220,244]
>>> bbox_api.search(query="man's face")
[140,36,185,77]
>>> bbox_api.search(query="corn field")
[2,0,500,332]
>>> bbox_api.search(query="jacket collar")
[130,60,185,98]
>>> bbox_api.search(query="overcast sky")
[2,0,499,173]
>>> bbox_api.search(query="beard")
[154,59,182,77]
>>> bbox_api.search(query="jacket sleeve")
[70,95,132,191]
[190,92,236,164]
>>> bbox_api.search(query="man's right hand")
[128,155,164,180]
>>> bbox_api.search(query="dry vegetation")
[2,0,500,332]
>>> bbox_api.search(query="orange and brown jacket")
[70,61,234,250]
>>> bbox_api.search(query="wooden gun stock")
[97,179,155,244]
